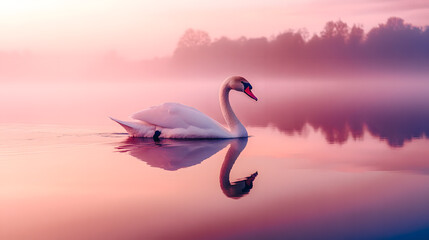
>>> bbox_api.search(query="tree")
[176,29,211,49]
[385,17,406,30]
[348,25,364,46]
[321,20,349,41]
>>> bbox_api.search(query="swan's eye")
[241,81,252,90]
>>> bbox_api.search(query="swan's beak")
[244,87,258,101]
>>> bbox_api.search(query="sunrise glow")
[2,1,429,240]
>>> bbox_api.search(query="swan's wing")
[131,103,229,134]
[110,117,155,137]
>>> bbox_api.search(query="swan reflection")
[220,138,258,199]
[116,137,257,198]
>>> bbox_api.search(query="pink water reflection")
[2,77,429,239]
[2,123,429,239]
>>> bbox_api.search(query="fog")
[1,17,428,82]
[2,17,429,147]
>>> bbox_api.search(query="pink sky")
[1,0,428,59]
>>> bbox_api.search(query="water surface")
[1,78,429,239]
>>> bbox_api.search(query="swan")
[111,76,258,138]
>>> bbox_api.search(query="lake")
[1,77,429,240]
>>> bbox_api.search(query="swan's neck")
[220,83,247,137]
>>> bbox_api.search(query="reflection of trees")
[364,108,429,147]
[235,94,429,148]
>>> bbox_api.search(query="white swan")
[111,76,258,138]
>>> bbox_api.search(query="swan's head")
[227,76,258,101]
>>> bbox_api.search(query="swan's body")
[112,102,232,138]
[111,76,257,138]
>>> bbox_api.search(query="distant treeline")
[171,17,429,77]
[1,17,429,80]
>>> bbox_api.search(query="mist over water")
[3,74,429,147]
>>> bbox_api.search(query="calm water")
[1,78,429,240]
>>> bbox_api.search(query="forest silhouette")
[170,17,429,78]
[1,17,428,79]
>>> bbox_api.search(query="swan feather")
[131,103,232,138]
